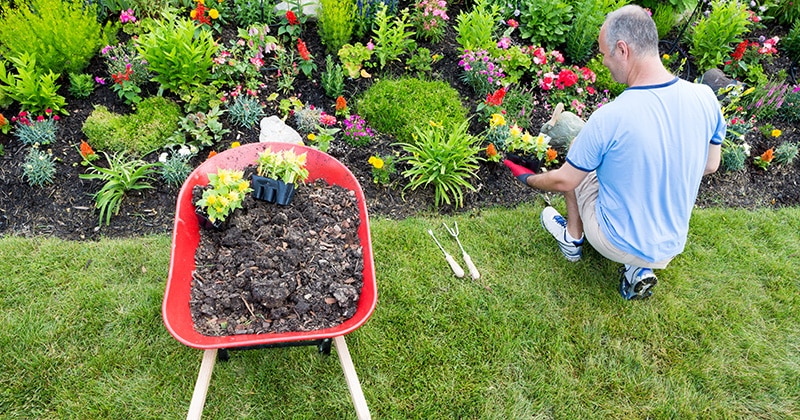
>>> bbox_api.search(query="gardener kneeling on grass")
[505,5,725,300]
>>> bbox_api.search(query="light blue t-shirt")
[566,77,726,262]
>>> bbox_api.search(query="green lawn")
[1,204,798,419]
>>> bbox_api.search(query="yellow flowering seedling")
[256,147,310,184]
[195,169,252,223]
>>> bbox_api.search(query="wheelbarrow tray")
[163,142,377,350]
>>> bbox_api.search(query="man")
[504,5,725,300]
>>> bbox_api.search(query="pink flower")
[507,19,518,28]
[366,41,374,51]
[95,77,105,85]
[120,8,136,23]
[532,47,547,65]
[320,113,337,126]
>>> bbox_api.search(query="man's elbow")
[704,161,719,176]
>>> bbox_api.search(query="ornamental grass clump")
[773,141,799,166]
[22,146,57,187]
[79,153,160,225]
[396,119,482,208]
[195,169,252,223]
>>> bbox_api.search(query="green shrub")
[82,97,181,155]
[226,94,264,129]
[518,0,573,50]
[688,0,751,73]
[318,0,356,54]
[159,147,194,187]
[652,2,678,39]
[68,73,95,99]
[0,0,113,75]
[0,53,67,115]
[564,0,606,64]
[22,146,57,187]
[768,0,800,26]
[320,55,345,98]
[396,119,482,208]
[720,139,748,172]
[233,0,276,27]
[774,141,799,166]
[778,90,800,123]
[357,77,468,144]
[371,5,416,70]
[136,9,218,96]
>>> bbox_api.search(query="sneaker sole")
[630,276,658,300]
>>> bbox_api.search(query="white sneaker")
[540,206,584,262]
[619,266,658,300]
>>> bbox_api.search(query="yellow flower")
[206,195,217,206]
[237,181,250,192]
[521,132,533,144]
[227,191,240,202]
[509,125,522,136]
[489,113,506,128]
[368,156,384,169]
[197,0,204,4]
[535,134,546,146]
[771,129,782,137]
[662,54,670,61]
[209,8,219,19]
[742,87,756,96]
[190,9,197,18]
[428,120,442,128]
[218,195,230,207]
[231,141,240,148]
[217,170,232,185]
[307,133,317,141]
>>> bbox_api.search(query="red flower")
[484,87,506,107]
[507,19,518,28]
[556,69,578,89]
[297,38,311,61]
[286,10,298,25]
[731,40,749,61]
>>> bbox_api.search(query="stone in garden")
[274,0,319,18]
[699,68,744,98]
[259,115,303,145]
[540,103,585,150]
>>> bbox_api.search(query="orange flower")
[0,113,7,127]
[79,140,95,158]
[207,150,218,160]
[486,143,498,158]
[545,147,558,163]
[760,148,774,163]
[335,96,347,112]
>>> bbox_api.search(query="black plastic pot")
[251,175,296,205]
[505,152,543,173]
[195,207,224,231]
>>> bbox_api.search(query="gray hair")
[604,5,659,57]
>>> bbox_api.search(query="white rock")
[259,115,304,145]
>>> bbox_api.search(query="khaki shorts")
[575,172,673,269]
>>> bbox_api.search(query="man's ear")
[616,40,628,58]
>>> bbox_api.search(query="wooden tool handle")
[462,253,480,280]
[445,253,465,278]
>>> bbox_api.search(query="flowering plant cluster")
[476,87,506,120]
[190,0,225,31]
[296,38,316,78]
[531,47,597,116]
[212,24,278,91]
[101,43,151,104]
[723,36,780,85]
[12,110,60,146]
[79,139,99,164]
[368,154,396,186]
[277,10,304,42]
[458,49,506,96]
[753,147,774,170]
[195,169,252,223]
[411,0,449,43]
[342,114,375,147]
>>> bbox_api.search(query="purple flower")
[95,77,106,85]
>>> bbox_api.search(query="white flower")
[159,152,168,163]
[178,145,192,157]
[743,142,751,156]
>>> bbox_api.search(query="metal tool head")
[442,221,459,237]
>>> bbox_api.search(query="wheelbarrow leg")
[333,336,371,420]
[187,349,217,420]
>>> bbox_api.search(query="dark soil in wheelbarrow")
[190,178,364,336]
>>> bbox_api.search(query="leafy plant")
[320,55,345,98]
[777,87,800,123]
[406,46,440,75]
[720,138,749,172]
[454,0,499,52]
[652,2,678,39]
[780,22,800,65]
[68,73,96,99]
[358,77,468,144]
[226,94,264,129]
[337,42,373,78]
[136,9,218,95]
[743,77,791,121]
[688,0,751,72]
[13,111,59,146]
[368,154,396,186]
[371,4,417,69]
[211,24,279,92]
[293,105,322,133]
[233,0,276,27]
[273,47,299,94]
[354,0,398,39]
[458,49,506,96]
[276,8,306,43]
[396,119,482,208]
[79,152,160,226]
[194,169,252,223]
[296,38,317,78]
[0,53,67,115]
[585,54,626,98]
[256,147,309,183]
[768,0,800,26]
[318,0,356,54]
[518,0,573,50]
[0,0,112,75]
[564,0,607,64]
[774,141,799,166]
[102,42,152,105]
[168,105,230,149]
[22,146,57,187]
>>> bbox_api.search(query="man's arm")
[525,162,589,192]
[704,143,721,175]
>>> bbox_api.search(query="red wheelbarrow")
[163,142,377,419]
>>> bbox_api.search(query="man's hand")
[503,159,535,185]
